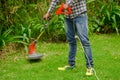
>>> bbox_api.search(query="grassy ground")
[0,34,120,80]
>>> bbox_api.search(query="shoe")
[58,65,74,71]
[86,68,94,76]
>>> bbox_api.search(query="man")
[44,0,94,76]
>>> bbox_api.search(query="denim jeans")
[64,13,93,68]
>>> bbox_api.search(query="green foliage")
[0,28,28,49]
[0,0,65,48]
[0,0,49,47]
[87,0,120,34]
[0,29,12,47]
[0,0,120,48]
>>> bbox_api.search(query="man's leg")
[64,18,77,66]
[74,13,93,68]
[58,18,76,71]
[74,13,94,75]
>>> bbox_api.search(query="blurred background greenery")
[0,0,120,49]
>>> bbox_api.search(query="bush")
[87,0,120,34]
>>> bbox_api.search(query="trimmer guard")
[28,53,43,60]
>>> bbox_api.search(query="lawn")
[0,34,120,80]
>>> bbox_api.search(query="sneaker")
[58,65,74,71]
[86,68,94,76]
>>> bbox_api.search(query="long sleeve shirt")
[47,0,87,19]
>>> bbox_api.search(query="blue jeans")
[64,13,93,68]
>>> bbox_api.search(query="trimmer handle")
[55,3,72,15]
[42,18,50,28]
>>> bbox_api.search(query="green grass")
[0,34,120,80]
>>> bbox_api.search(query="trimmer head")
[27,18,49,61]
[28,40,43,61]
[28,53,43,60]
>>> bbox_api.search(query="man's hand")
[63,4,69,10]
[44,12,50,20]
[55,3,72,15]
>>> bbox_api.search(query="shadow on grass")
[27,58,42,63]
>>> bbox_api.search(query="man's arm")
[44,0,60,20]
[47,0,60,13]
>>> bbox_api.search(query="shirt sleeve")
[47,0,61,13]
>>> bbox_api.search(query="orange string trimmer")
[55,3,72,15]
[28,19,48,60]
[28,40,36,54]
